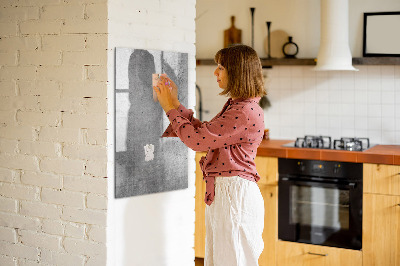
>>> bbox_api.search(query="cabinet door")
[364,164,400,196]
[363,193,400,266]
[259,185,278,266]
[195,152,207,258]
[277,241,362,266]
[255,156,278,186]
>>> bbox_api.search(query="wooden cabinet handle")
[307,252,328,256]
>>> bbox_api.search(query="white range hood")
[314,0,358,71]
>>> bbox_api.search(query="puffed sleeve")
[165,106,249,151]
[162,103,202,137]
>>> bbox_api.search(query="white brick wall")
[0,0,108,265]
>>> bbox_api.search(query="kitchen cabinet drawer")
[363,193,400,266]
[276,241,362,266]
[255,156,278,186]
[364,164,400,196]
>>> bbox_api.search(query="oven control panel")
[281,158,362,180]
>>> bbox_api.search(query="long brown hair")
[214,44,266,98]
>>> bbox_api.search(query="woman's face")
[214,64,228,89]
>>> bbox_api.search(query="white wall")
[196,0,400,145]
[107,1,197,266]
[196,0,400,58]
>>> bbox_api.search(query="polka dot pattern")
[162,97,265,206]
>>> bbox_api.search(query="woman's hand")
[160,74,180,108]
[153,77,175,114]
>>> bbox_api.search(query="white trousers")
[205,176,264,266]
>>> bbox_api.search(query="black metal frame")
[363,11,400,57]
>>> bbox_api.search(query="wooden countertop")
[256,139,400,165]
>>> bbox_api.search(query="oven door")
[278,176,362,250]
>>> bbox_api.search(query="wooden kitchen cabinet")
[276,241,362,266]
[363,193,400,266]
[258,184,278,266]
[364,163,400,196]
[255,156,278,186]
[195,152,207,258]
[363,163,400,266]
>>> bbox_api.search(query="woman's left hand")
[153,78,175,113]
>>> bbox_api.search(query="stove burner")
[286,136,372,151]
[333,137,370,151]
[295,135,332,149]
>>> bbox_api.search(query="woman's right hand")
[160,74,180,108]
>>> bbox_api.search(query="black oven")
[278,158,363,250]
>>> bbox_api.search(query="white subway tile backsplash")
[304,89,316,103]
[291,78,304,90]
[354,89,368,104]
[382,90,395,104]
[279,78,291,89]
[316,116,330,128]
[382,78,395,91]
[341,104,355,116]
[381,66,395,77]
[395,66,400,78]
[367,104,382,118]
[396,105,400,118]
[368,117,382,131]
[341,89,354,104]
[367,77,381,91]
[368,130,382,144]
[355,104,368,117]
[304,102,316,115]
[382,131,396,144]
[316,89,329,103]
[355,117,368,131]
[316,103,330,115]
[328,88,342,103]
[342,128,355,137]
[382,117,396,131]
[367,91,381,105]
[278,67,292,78]
[342,117,355,129]
[291,67,303,78]
[197,65,400,144]
[382,105,395,118]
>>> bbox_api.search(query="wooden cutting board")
[224,16,242,48]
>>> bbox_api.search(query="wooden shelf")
[196,57,400,67]
[352,57,400,65]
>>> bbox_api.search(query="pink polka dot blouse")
[162,97,265,205]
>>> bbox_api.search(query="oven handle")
[280,177,357,189]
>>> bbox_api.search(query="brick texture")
[0,1,108,264]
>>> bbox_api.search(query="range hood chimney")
[314,0,358,71]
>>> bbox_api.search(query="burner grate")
[295,135,332,149]
[333,137,370,151]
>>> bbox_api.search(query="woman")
[154,44,266,266]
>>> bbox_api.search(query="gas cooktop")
[282,135,375,151]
